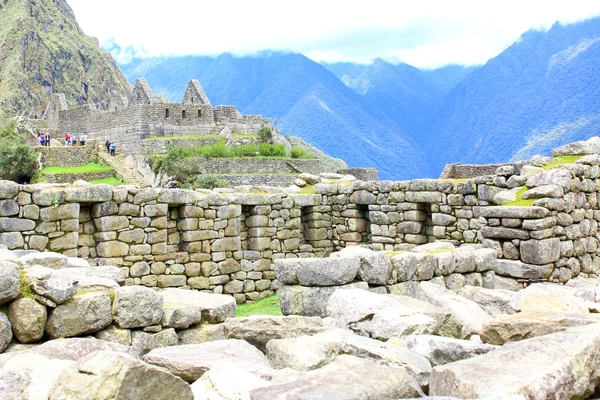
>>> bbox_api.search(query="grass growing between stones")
[41,162,115,175]
[235,295,282,317]
[542,155,583,170]
[502,186,536,207]
[89,177,127,186]
[299,185,315,194]
[19,270,34,299]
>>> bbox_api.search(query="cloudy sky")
[68,0,600,69]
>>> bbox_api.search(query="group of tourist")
[64,133,87,146]
[38,132,51,146]
[105,139,116,156]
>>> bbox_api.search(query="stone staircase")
[97,150,145,187]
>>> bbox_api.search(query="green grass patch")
[427,249,457,254]
[236,295,282,317]
[542,155,583,170]
[145,134,258,141]
[299,184,315,194]
[41,162,114,175]
[20,270,35,299]
[90,177,126,186]
[385,251,407,257]
[440,178,473,183]
[502,186,536,207]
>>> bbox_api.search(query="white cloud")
[68,0,600,68]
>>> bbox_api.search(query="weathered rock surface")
[162,289,236,325]
[276,257,360,286]
[94,325,132,346]
[250,355,423,400]
[0,313,12,353]
[279,282,369,317]
[191,362,271,400]
[458,286,516,317]
[50,351,193,400]
[430,324,600,398]
[403,334,498,366]
[19,252,68,269]
[0,353,73,400]
[510,283,591,314]
[0,260,20,304]
[327,289,462,339]
[330,246,392,285]
[178,323,226,345]
[143,339,272,382]
[494,259,553,280]
[417,282,492,339]
[112,286,163,329]
[8,297,47,343]
[132,328,178,355]
[224,315,324,351]
[480,311,600,345]
[45,292,112,338]
[23,266,78,305]
[266,331,343,371]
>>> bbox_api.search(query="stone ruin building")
[41,78,271,155]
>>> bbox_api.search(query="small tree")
[0,130,37,183]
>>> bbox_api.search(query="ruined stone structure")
[42,79,270,155]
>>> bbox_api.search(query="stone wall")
[39,143,99,168]
[439,163,513,179]
[139,137,224,158]
[179,158,323,175]
[1,155,598,302]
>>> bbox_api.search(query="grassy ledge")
[235,295,282,317]
[89,177,127,186]
[41,162,114,175]
[502,186,536,207]
[542,155,583,170]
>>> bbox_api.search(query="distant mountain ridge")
[0,0,131,116]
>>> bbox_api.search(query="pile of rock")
[292,172,356,188]
[0,246,235,356]
[275,243,498,317]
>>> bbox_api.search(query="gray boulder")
[0,353,73,400]
[510,283,590,314]
[458,286,516,317]
[266,331,343,371]
[0,313,12,353]
[552,136,600,156]
[480,311,600,345]
[23,266,78,305]
[132,328,178,355]
[160,288,235,325]
[143,339,273,382]
[430,324,600,398]
[112,286,163,329]
[418,282,493,339]
[50,351,193,400]
[20,251,68,269]
[331,247,392,285]
[279,282,369,317]
[291,257,361,286]
[94,325,132,346]
[8,297,47,343]
[191,362,271,400]
[403,335,498,366]
[250,355,423,400]
[177,323,226,345]
[224,315,325,351]
[0,260,20,304]
[525,168,572,189]
[45,292,112,339]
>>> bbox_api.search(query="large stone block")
[279,282,369,317]
[96,241,129,258]
[63,185,112,202]
[212,237,241,252]
[349,190,377,205]
[0,180,19,199]
[0,260,20,304]
[430,324,600,398]
[45,292,112,338]
[112,286,163,329]
[94,216,129,231]
[0,232,24,249]
[520,238,561,265]
[0,217,35,232]
[494,260,554,280]
[40,203,80,221]
[0,199,19,216]
[473,206,549,219]
[8,298,46,343]
[157,189,197,204]
[403,334,497,366]
[23,265,78,305]
[331,247,392,285]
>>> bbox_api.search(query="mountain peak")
[0,0,131,116]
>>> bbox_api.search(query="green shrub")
[291,147,312,159]
[259,143,286,157]
[257,127,271,143]
[0,135,38,183]
[192,175,230,189]
[201,141,229,158]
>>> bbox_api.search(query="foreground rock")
[0,337,139,368]
[275,257,360,286]
[327,289,462,339]
[143,339,272,382]
[23,266,78,305]
[418,282,492,339]
[0,353,73,400]
[279,282,369,317]
[224,315,325,351]
[8,297,47,343]
[510,283,591,314]
[50,351,193,399]
[480,311,600,345]
[430,324,600,398]
[0,313,12,353]
[458,286,516,317]
[250,355,423,399]
[191,362,271,399]
[403,335,498,366]
[330,246,393,285]
[45,292,112,338]
[160,288,236,326]
[112,286,163,329]
[0,260,20,304]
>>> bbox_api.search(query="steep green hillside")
[0,0,131,116]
